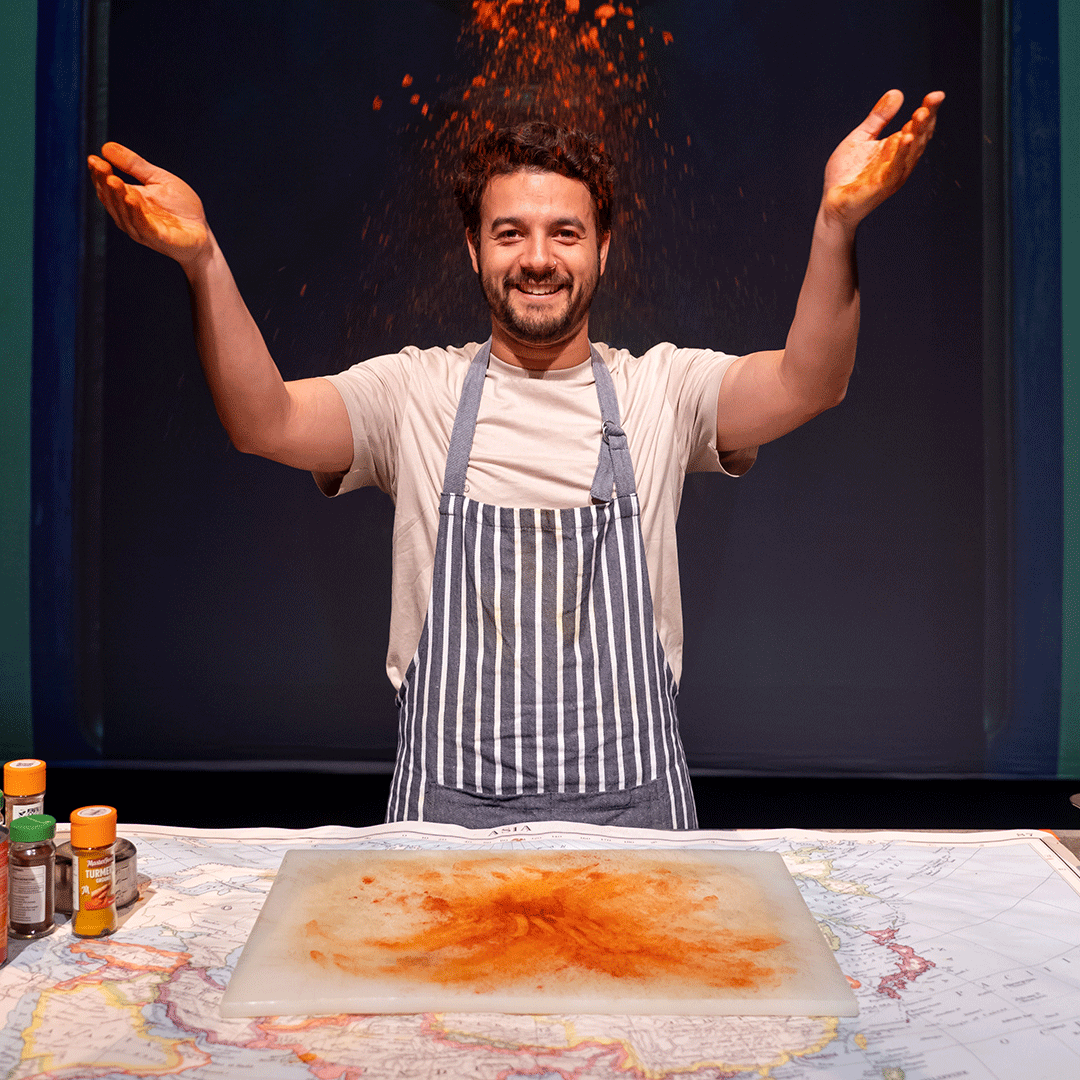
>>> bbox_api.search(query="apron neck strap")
[441,338,637,501]
[441,339,492,496]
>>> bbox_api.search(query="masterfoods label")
[74,852,116,911]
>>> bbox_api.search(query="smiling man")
[463,152,609,362]
[88,94,942,828]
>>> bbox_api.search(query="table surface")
[2,822,1079,1080]
[1038,828,1079,857]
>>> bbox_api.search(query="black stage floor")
[39,768,1080,833]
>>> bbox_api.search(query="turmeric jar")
[70,806,117,938]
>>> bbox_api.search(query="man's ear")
[599,231,611,276]
[466,230,480,274]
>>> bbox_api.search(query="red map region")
[865,927,936,999]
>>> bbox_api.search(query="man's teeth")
[517,284,561,295]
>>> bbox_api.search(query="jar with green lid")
[9,813,56,938]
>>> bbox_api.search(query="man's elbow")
[792,382,848,429]
[822,379,848,410]
[227,419,285,459]
[781,353,852,420]
[808,368,850,413]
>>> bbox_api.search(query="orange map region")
[865,928,936,1000]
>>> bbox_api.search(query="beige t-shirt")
[317,341,752,689]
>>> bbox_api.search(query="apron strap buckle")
[602,419,626,444]
[593,421,630,501]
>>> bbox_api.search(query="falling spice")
[342,0,684,351]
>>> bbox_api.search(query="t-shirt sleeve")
[668,347,758,477]
[311,351,411,497]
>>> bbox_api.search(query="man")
[88,89,943,828]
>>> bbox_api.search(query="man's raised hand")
[822,90,944,225]
[88,142,211,267]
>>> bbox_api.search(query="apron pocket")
[411,775,684,830]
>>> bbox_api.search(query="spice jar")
[0,821,8,965]
[55,837,138,914]
[3,759,46,825]
[8,814,55,938]
[70,806,117,938]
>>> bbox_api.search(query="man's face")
[467,169,610,349]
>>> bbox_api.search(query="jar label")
[11,798,45,820]
[0,837,8,964]
[10,863,47,924]
[73,853,116,912]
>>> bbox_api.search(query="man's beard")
[477,257,601,346]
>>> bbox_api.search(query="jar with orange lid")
[4,759,46,825]
[70,806,118,938]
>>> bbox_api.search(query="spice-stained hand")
[87,142,212,267]
[822,90,944,225]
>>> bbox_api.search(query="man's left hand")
[822,89,944,226]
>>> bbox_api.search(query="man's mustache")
[503,271,573,289]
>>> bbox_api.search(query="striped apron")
[387,339,697,829]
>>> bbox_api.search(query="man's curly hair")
[454,121,616,238]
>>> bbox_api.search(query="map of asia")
[0,822,1078,1079]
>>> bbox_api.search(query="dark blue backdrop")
[32,0,1062,777]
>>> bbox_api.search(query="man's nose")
[520,235,554,273]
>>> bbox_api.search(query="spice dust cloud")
[338,1,695,357]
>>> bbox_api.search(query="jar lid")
[3,758,46,795]
[10,813,56,843]
[70,805,117,847]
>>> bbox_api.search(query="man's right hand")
[88,142,212,268]
[87,141,353,476]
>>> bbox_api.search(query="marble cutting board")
[220,847,859,1017]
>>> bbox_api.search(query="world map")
[1,822,1078,1079]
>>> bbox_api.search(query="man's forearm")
[779,203,860,412]
[184,235,294,456]
[88,142,352,472]
[714,91,941,453]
